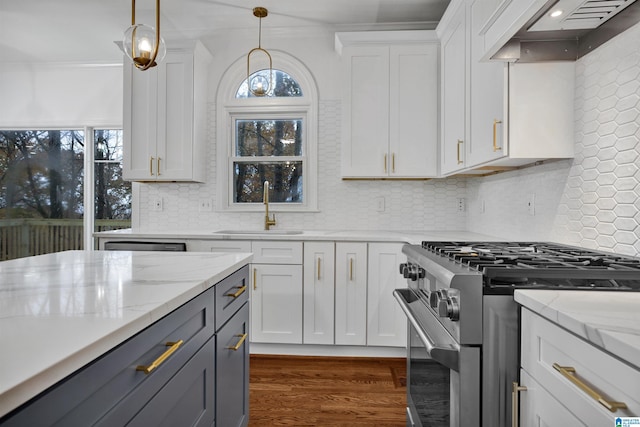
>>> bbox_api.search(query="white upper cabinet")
[123,41,211,182]
[438,0,574,177]
[336,32,439,179]
[440,2,467,175]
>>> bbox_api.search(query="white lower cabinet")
[251,263,303,344]
[303,242,336,345]
[516,308,640,426]
[519,369,584,426]
[335,242,368,345]
[250,241,303,344]
[366,243,407,347]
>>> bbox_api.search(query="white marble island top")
[0,250,252,418]
[515,290,640,370]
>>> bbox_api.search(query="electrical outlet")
[528,194,536,216]
[457,198,466,212]
[375,197,385,212]
[199,198,213,212]
[153,197,163,212]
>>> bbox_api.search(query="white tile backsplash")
[137,100,466,232]
[468,22,640,256]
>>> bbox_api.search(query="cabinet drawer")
[124,337,215,427]
[521,308,640,422]
[188,240,251,253]
[251,241,302,264]
[2,288,215,426]
[215,265,250,331]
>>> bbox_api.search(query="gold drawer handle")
[384,154,388,174]
[553,363,628,412]
[317,257,321,280]
[227,333,248,351]
[225,285,247,298]
[150,156,154,176]
[493,119,503,152]
[136,340,184,374]
[253,268,257,290]
[349,257,354,281]
[157,157,161,176]
[392,153,395,173]
[512,382,527,427]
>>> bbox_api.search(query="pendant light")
[123,0,166,71]
[247,7,273,96]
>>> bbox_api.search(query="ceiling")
[0,0,450,64]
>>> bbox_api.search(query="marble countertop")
[0,250,253,418]
[515,290,640,370]
[94,228,502,245]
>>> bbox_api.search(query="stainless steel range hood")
[492,0,640,62]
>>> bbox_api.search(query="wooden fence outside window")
[0,219,131,261]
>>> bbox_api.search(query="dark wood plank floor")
[249,355,407,427]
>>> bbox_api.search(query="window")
[0,129,130,260]
[217,53,318,212]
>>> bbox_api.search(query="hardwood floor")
[249,355,407,426]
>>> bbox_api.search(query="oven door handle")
[394,289,460,372]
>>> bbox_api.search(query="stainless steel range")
[393,241,640,427]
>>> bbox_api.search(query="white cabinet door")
[251,264,303,344]
[335,243,367,346]
[389,44,439,178]
[519,369,586,427]
[339,34,439,179]
[440,2,467,175]
[341,45,390,178]
[468,0,506,167]
[366,243,407,347]
[303,242,335,345]
[123,42,209,182]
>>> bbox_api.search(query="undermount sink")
[214,230,304,235]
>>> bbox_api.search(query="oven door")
[394,289,480,427]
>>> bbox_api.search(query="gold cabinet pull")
[349,257,354,281]
[253,268,257,290]
[227,333,248,351]
[493,119,503,152]
[553,363,628,412]
[384,154,388,174]
[457,140,463,164]
[136,340,184,374]
[157,157,161,175]
[392,153,396,173]
[225,285,247,298]
[511,382,527,427]
[150,156,154,176]
[317,257,321,280]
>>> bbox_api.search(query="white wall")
[467,22,640,256]
[0,63,123,127]
[135,28,466,232]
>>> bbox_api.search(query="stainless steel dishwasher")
[103,241,187,251]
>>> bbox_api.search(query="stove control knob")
[438,296,460,321]
[430,289,447,309]
[405,265,425,281]
[399,263,409,275]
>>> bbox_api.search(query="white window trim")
[216,50,319,212]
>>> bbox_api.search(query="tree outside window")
[0,129,130,260]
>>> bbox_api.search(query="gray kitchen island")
[0,250,252,426]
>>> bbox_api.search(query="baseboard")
[250,343,406,358]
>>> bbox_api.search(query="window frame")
[216,51,318,213]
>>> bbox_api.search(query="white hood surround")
[467,21,640,256]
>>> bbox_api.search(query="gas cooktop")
[421,241,640,292]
